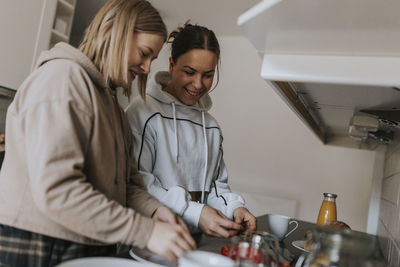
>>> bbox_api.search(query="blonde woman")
[0,0,195,265]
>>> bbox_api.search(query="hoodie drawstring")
[170,102,208,203]
[201,111,208,203]
[172,102,179,162]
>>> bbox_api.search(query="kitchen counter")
[126,214,315,266]
[198,214,315,265]
[121,213,388,266]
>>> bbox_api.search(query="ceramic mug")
[178,250,234,267]
[268,214,298,240]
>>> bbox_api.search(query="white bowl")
[57,257,160,267]
[178,251,234,267]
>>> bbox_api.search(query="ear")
[168,57,174,74]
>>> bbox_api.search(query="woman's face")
[166,49,218,106]
[118,32,164,88]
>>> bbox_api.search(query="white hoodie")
[126,71,245,228]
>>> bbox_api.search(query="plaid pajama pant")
[0,224,117,267]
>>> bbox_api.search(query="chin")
[183,99,197,106]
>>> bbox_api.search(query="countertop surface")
[198,214,315,264]
[127,214,316,266]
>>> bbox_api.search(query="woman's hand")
[152,206,189,231]
[146,221,196,262]
[233,207,257,232]
[198,205,243,238]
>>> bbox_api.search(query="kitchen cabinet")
[0,0,76,90]
[50,0,76,48]
[238,0,400,149]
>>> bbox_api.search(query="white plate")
[58,257,159,267]
[179,251,234,267]
[291,240,311,253]
[129,247,175,267]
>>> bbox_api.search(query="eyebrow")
[183,65,215,73]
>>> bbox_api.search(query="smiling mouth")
[184,87,203,97]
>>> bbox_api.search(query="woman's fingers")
[184,232,197,249]
[162,250,177,262]
[176,224,197,249]
[208,220,240,238]
[233,207,257,231]
[169,242,186,261]
[167,225,196,260]
[177,217,191,234]
[209,226,237,238]
[199,206,245,238]
[246,217,257,231]
[218,217,243,231]
[175,232,195,251]
[146,222,195,262]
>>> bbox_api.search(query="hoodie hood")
[143,71,214,203]
[147,71,213,111]
[35,42,108,90]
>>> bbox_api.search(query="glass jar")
[298,226,388,267]
[317,193,337,226]
[226,232,281,267]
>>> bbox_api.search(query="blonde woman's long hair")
[79,0,167,99]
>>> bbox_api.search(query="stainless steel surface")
[300,226,387,266]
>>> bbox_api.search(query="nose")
[140,59,151,75]
[192,74,203,89]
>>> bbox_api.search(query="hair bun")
[167,21,193,43]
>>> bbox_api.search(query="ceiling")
[150,0,260,36]
[71,0,260,46]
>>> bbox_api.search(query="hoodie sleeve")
[125,131,163,219]
[206,147,245,220]
[23,96,156,249]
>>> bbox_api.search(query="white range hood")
[238,0,400,147]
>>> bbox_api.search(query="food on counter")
[221,232,293,266]
[221,243,231,256]
[304,231,313,251]
[309,255,331,267]
[220,242,292,267]
[304,221,351,252]
[323,220,351,230]
[220,242,265,264]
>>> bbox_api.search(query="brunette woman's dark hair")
[168,22,220,89]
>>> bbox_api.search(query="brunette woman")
[126,23,257,238]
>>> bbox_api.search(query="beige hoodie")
[0,43,162,248]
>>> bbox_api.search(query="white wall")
[126,35,377,232]
[0,0,43,89]
[212,36,376,231]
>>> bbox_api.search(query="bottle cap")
[251,234,262,245]
[324,193,338,198]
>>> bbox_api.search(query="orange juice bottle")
[317,193,337,226]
